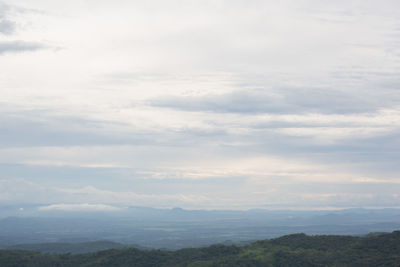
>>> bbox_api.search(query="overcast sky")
[1,0,399,210]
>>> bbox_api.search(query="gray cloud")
[0,41,46,54]
[0,18,15,34]
[0,2,16,35]
[0,2,49,54]
[150,88,384,115]
[0,109,153,148]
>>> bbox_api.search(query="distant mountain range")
[1,205,400,249]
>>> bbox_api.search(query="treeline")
[1,231,400,266]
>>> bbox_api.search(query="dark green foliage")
[267,233,360,250]
[2,231,400,266]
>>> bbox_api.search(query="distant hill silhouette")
[4,240,134,254]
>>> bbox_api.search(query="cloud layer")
[0,0,399,209]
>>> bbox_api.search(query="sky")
[0,0,399,210]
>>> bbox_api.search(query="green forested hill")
[1,231,400,266]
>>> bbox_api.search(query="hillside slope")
[1,231,400,266]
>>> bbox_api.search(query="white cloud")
[38,203,121,211]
